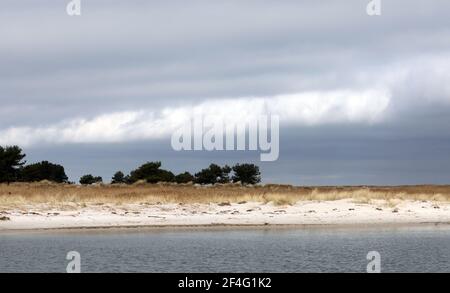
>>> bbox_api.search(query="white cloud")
[0,89,390,146]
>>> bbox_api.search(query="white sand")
[0,199,449,231]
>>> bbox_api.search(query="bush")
[129,162,175,183]
[149,169,175,183]
[79,174,103,185]
[20,161,68,183]
[194,164,231,185]
[111,171,125,184]
[232,163,261,185]
[0,146,26,183]
[175,172,194,184]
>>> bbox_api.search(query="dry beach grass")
[1,182,450,208]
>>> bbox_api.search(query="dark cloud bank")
[1,0,450,184]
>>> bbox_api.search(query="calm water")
[0,226,449,273]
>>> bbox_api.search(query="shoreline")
[1,199,449,233]
[1,222,450,235]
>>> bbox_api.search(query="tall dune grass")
[0,183,449,207]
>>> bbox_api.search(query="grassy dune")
[1,182,450,208]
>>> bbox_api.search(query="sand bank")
[1,199,449,231]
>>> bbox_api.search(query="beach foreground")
[1,183,449,231]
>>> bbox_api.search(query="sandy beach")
[2,183,450,231]
[1,199,449,231]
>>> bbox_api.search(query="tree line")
[0,146,261,185]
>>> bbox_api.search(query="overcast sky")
[1,0,450,185]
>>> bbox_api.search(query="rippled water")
[0,225,449,273]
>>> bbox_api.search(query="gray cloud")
[1,0,450,184]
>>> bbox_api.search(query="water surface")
[0,225,449,272]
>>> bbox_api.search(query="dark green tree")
[111,171,125,184]
[174,172,195,184]
[79,174,103,185]
[129,162,175,183]
[0,146,26,184]
[149,169,175,183]
[232,163,261,185]
[123,175,132,184]
[219,165,232,183]
[194,164,232,185]
[20,161,68,183]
